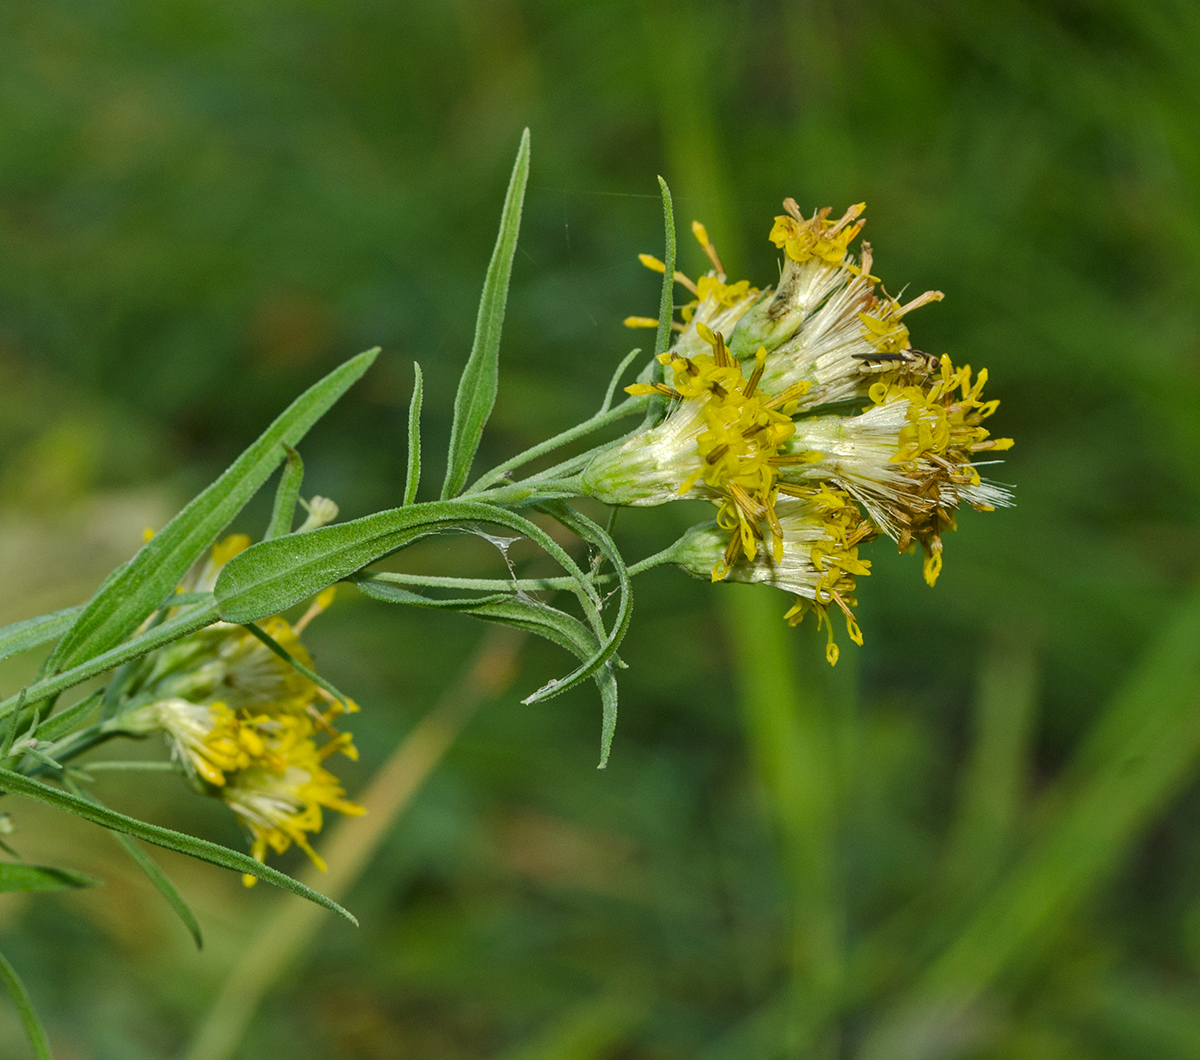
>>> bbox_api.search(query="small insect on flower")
[582,200,1013,663]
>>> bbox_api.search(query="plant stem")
[467,399,644,493]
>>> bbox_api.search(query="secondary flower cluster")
[120,535,363,881]
[582,203,1012,664]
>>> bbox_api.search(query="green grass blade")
[404,362,423,505]
[534,502,632,763]
[0,949,52,1060]
[654,176,676,358]
[47,348,378,672]
[264,444,304,540]
[0,861,103,892]
[722,584,842,1056]
[0,607,83,665]
[63,775,203,949]
[441,130,531,498]
[0,601,220,721]
[859,588,1200,1060]
[943,631,1039,903]
[0,766,356,924]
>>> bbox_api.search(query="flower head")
[584,200,1013,662]
[119,535,361,874]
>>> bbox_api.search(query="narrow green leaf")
[0,949,52,1060]
[0,607,83,665]
[533,502,633,765]
[404,362,423,505]
[0,766,356,924]
[0,602,220,722]
[441,130,531,498]
[355,579,619,764]
[214,500,597,625]
[48,349,378,673]
[654,176,677,359]
[0,861,103,892]
[63,776,203,949]
[241,621,352,709]
[265,445,305,540]
[35,691,102,744]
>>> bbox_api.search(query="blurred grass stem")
[183,624,527,1060]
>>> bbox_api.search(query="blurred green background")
[3,0,1200,1057]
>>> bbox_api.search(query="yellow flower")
[121,535,361,870]
[586,199,1013,661]
[675,485,873,664]
[219,710,364,884]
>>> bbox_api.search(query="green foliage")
[46,349,378,673]
[0,950,51,1060]
[264,445,304,541]
[441,130,531,499]
[0,862,102,893]
[0,608,82,665]
[0,766,355,923]
[404,362,424,506]
[0,2,1198,1057]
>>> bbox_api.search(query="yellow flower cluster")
[135,536,363,881]
[585,200,1013,663]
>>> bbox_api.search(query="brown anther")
[712,330,733,369]
[705,444,730,465]
[709,382,728,399]
[783,197,804,222]
[744,353,767,397]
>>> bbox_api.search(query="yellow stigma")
[624,316,660,329]
[769,201,866,266]
[638,253,667,273]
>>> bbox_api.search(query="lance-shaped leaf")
[441,130,531,498]
[213,499,598,625]
[535,501,632,762]
[0,606,83,665]
[0,949,52,1060]
[265,444,305,540]
[46,349,378,673]
[404,362,424,505]
[0,766,356,924]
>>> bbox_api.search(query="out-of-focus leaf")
[46,349,378,672]
[0,949,52,1060]
[441,130,530,498]
[0,861,102,892]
